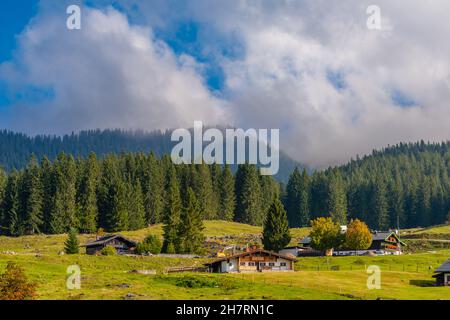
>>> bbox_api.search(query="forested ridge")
[0,129,299,182]
[286,141,450,230]
[0,139,449,237]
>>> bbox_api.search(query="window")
[269,263,275,267]
[280,262,287,267]
[260,262,266,267]
[248,262,256,266]
[240,262,246,266]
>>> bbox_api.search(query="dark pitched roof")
[435,259,450,273]
[82,234,137,247]
[205,249,297,266]
[372,231,407,246]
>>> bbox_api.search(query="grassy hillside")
[0,249,449,300]
[0,221,310,256]
[1,221,449,300]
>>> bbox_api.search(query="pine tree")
[21,156,44,235]
[234,164,264,226]
[263,197,291,252]
[195,163,217,219]
[370,177,389,230]
[128,179,146,230]
[286,168,310,227]
[49,154,78,233]
[162,167,182,253]
[220,164,235,221]
[178,188,205,254]
[64,228,79,254]
[77,153,99,233]
[144,153,164,224]
[327,171,347,225]
[1,172,21,236]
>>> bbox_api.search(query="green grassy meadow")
[0,221,449,300]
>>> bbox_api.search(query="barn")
[205,248,297,273]
[433,259,450,286]
[83,234,137,255]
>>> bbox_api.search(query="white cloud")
[2,1,450,167]
[0,6,227,134]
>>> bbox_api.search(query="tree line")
[285,141,450,229]
[0,152,280,236]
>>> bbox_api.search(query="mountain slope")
[0,129,302,182]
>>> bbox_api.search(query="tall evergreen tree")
[162,167,182,253]
[128,179,146,230]
[327,171,347,225]
[144,153,164,224]
[263,197,291,252]
[220,164,235,221]
[286,168,310,227]
[77,153,99,233]
[21,156,44,235]
[178,188,205,254]
[234,164,264,226]
[1,172,21,236]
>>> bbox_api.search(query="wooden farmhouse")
[433,259,450,286]
[83,234,137,255]
[205,248,297,273]
[369,231,406,253]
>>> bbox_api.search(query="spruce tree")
[178,188,205,254]
[263,197,291,252]
[1,172,21,236]
[220,164,235,221]
[234,164,264,226]
[22,156,44,235]
[286,168,310,227]
[77,153,99,233]
[162,167,182,253]
[64,228,80,254]
[128,179,146,230]
[327,171,347,225]
[144,153,164,224]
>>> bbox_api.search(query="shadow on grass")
[409,279,435,287]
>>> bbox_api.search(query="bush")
[100,246,117,256]
[0,262,37,300]
[64,228,80,254]
[135,235,162,255]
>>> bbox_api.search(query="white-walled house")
[205,248,297,273]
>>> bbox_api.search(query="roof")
[435,259,450,273]
[205,249,297,266]
[372,231,407,246]
[82,234,137,247]
[300,231,406,246]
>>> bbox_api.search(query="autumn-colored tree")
[309,217,343,253]
[344,219,372,250]
[0,262,37,300]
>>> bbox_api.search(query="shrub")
[0,262,37,300]
[135,235,162,255]
[64,228,80,254]
[100,245,117,256]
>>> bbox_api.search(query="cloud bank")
[1,1,450,167]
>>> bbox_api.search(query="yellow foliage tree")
[345,219,372,250]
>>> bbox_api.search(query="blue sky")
[0,1,449,166]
